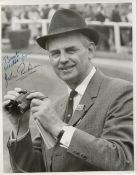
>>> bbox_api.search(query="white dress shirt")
[60,66,96,148]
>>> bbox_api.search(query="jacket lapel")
[68,70,104,126]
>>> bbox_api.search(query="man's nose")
[60,51,69,64]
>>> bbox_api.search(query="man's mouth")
[59,65,75,71]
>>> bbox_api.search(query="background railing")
[4,19,132,53]
[87,21,132,53]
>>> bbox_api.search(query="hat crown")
[36,8,99,50]
[48,9,87,34]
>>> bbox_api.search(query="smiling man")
[48,32,94,89]
[3,8,133,172]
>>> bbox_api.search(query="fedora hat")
[36,8,99,50]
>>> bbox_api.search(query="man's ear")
[88,42,96,60]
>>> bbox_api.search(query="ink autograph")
[3,51,40,88]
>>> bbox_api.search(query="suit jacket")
[7,70,133,172]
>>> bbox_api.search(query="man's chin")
[59,74,77,83]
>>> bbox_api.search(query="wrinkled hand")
[3,88,30,135]
[27,92,67,138]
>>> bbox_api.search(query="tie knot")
[69,90,77,99]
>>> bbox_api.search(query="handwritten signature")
[3,51,41,88]
[2,50,31,71]
[4,62,40,88]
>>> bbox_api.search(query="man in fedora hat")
[4,8,133,172]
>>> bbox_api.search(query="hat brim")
[36,27,99,50]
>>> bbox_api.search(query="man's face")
[48,32,93,87]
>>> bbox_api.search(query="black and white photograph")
[1,0,136,174]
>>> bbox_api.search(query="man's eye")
[50,51,60,58]
[66,48,77,54]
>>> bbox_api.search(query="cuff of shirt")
[9,129,30,143]
[60,126,76,148]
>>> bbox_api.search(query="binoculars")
[5,90,31,115]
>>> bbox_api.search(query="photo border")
[0,0,136,175]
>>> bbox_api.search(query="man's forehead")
[48,32,83,50]
[50,32,81,42]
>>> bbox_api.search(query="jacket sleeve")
[68,83,133,170]
[7,131,46,172]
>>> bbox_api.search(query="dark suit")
[7,70,133,172]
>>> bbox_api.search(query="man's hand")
[27,92,67,138]
[3,88,30,136]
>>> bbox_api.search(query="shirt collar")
[67,66,96,96]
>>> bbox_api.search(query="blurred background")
[2,3,133,172]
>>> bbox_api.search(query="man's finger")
[4,94,17,101]
[27,92,47,100]
[32,113,39,120]
[14,88,22,92]
[7,91,19,97]
[31,98,43,107]
[31,106,39,113]
[3,100,11,107]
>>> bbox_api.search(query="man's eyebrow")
[65,46,77,50]
[49,49,60,53]
[64,46,79,52]
[49,46,77,52]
